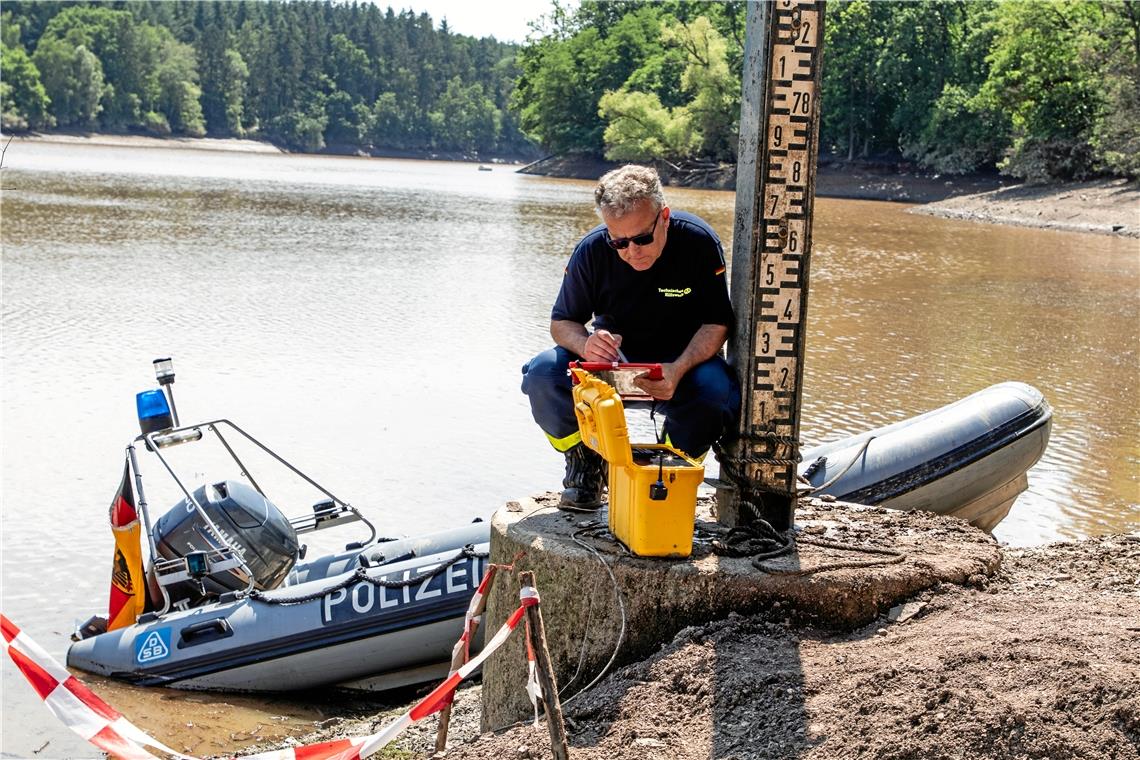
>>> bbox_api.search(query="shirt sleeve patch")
[714,265,726,276]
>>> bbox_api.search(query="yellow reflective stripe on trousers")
[546,430,582,452]
[663,433,708,462]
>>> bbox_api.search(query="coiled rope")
[708,433,904,574]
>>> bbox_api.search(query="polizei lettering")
[321,556,484,625]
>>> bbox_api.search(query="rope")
[753,535,905,575]
[249,545,489,606]
[802,456,826,479]
[798,436,876,496]
[705,431,905,575]
[712,429,804,495]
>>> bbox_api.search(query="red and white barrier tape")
[1,614,190,760]
[3,590,538,760]
[448,561,502,682]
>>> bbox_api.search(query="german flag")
[107,458,145,631]
[714,265,726,276]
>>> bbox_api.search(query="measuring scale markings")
[749,1,824,496]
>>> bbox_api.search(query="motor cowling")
[152,480,299,605]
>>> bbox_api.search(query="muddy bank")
[239,532,1139,760]
[519,152,1139,238]
[915,177,1140,238]
[518,152,1009,204]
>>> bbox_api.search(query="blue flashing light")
[137,389,173,434]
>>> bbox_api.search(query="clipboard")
[568,361,663,401]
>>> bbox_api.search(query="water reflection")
[1,140,1137,757]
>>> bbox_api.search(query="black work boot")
[560,443,606,511]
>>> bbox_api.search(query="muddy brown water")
[1,141,1137,758]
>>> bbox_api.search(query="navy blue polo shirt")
[551,210,733,362]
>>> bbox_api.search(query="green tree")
[661,15,737,159]
[36,6,152,127]
[2,10,22,49]
[154,32,205,136]
[371,90,418,149]
[324,89,370,144]
[598,88,696,160]
[900,2,1007,174]
[822,0,895,159]
[329,33,373,102]
[220,48,249,136]
[429,76,500,152]
[978,1,1105,181]
[514,3,667,153]
[272,94,327,152]
[1,14,53,130]
[32,36,105,127]
[1090,1,1140,177]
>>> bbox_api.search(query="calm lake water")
[2,140,1137,757]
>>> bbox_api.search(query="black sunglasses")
[605,211,661,250]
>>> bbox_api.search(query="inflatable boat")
[68,358,491,693]
[68,520,488,692]
[799,381,1052,531]
[67,361,1049,693]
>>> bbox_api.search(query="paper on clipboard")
[570,361,663,401]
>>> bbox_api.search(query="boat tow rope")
[248,544,489,606]
[2,587,538,760]
[707,435,904,574]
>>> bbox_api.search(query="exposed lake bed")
[1,138,1136,759]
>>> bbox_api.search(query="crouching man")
[521,164,740,510]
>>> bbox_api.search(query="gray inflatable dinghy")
[68,520,489,692]
[799,381,1052,531]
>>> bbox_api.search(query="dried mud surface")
[915,178,1140,238]
[251,533,1139,760]
[518,153,1140,237]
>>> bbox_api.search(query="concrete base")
[480,493,1002,731]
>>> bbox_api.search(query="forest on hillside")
[2,1,1138,181]
[1,0,532,155]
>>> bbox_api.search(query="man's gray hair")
[594,164,666,218]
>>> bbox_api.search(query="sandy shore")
[233,533,1139,760]
[8,131,284,154]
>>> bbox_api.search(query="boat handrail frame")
[129,418,379,616]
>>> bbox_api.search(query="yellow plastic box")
[570,368,705,558]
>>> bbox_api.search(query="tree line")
[2,1,1137,181]
[514,0,1139,182]
[1,0,532,155]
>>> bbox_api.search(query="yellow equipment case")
[570,367,704,558]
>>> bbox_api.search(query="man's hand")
[634,362,682,400]
[583,329,624,362]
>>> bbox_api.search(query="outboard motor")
[152,480,299,606]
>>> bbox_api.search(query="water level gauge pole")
[718,1,826,531]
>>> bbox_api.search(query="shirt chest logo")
[658,287,692,298]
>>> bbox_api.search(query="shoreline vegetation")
[10,131,1137,238]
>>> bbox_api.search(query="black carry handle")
[178,618,233,648]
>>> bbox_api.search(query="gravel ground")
[249,532,1139,760]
